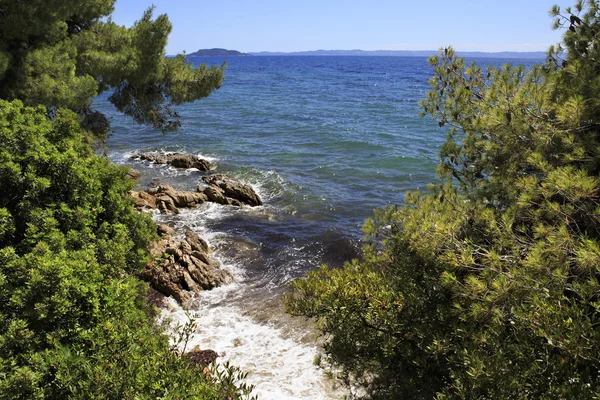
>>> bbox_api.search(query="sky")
[111,0,573,54]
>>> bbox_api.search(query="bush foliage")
[0,100,243,399]
[286,1,600,398]
[0,1,252,398]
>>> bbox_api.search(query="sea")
[94,55,541,399]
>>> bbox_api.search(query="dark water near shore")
[96,55,541,399]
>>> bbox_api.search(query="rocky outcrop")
[202,174,263,206]
[132,152,212,171]
[132,175,262,214]
[185,347,219,368]
[131,190,158,210]
[132,185,208,214]
[203,185,244,207]
[127,168,141,180]
[144,224,234,304]
[130,172,260,305]
[148,185,209,214]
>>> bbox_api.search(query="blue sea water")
[101,56,443,278]
[96,55,541,399]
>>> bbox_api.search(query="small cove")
[100,55,539,399]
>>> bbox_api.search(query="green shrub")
[0,100,252,399]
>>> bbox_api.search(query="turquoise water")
[97,55,540,398]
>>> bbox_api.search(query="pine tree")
[0,0,224,132]
[286,2,600,398]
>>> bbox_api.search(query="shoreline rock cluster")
[131,174,263,214]
[144,224,234,304]
[129,154,263,304]
[132,152,212,171]
[130,152,264,365]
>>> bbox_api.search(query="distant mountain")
[188,48,251,57]
[250,49,548,59]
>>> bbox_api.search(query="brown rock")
[143,226,234,305]
[167,153,212,171]
[131,191,158,210]
[137,179,261,214]
[132,152,211,171]
[146,185,167,195]
[202,174,262,206]
[185,349,219,368]
[132,153,168,164]
[180,239,193,254]
[144,185,208,214]
[191,250,211,265]
[185,227,209,253]
[182,269,202,297]
[170,191,208,208]
[155,194,180,215]
[127,168,141,180]
[147,287,167,308]
[202,185,244,207]
[147,267,191,304]
[203,185,229,205]
[157,224,176,237]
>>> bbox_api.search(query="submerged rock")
[217,236,262,264]
[202,174,263,206]
[132,152,212,171]
[144,225,233,304]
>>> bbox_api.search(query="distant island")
[182,48,548,60]
[188,48,251,57]
[249,49,548,59]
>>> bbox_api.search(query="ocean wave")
[161,296,345,400]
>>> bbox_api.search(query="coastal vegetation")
[286,1,600,398]
[3,0,600,398]
[0,1,254,398]
[0,0,224,133]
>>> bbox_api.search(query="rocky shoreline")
[131,174,262,215]
[127,153,264,361]
[144,224,234,304]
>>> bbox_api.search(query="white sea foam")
[114,150,138,163]
[196,152,220,163]
[162,295,344,400]
[155,206,344,400]
[109,147,343,399]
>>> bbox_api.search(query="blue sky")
[111,1,572,54]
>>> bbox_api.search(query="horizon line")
[248,48,548,53]
[178,48,550,59]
